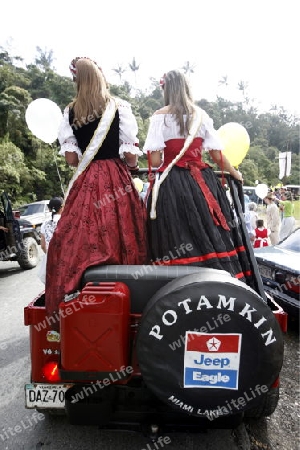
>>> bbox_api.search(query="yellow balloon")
[133,178,144,193]
[217,122,250,167]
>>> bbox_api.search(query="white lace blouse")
[143,109,224,153]
[41,215,61,250]
[58,98,142,160]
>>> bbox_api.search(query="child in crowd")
[253,219,271,248]
[38,197,63,283]
[248,202,258,232]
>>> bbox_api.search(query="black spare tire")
[136,268,284,419]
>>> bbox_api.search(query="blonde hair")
[163,70,195,136]
[70,58,111,123]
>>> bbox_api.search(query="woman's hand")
[233,169,243,183]
[209,150,243,182]
[40,234,47,253]
[149,150,163,168]
[123,151,138,169]
[65,151,79,167]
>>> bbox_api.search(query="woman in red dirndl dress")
[45,58,147,324]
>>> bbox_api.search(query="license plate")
[25,384,70,409]
[258,265,272,279]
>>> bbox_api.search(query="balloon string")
[50,144,65,196]
[220,151,225,186]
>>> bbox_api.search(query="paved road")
[0,254,298,450]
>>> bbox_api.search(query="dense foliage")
[0,48,299,206]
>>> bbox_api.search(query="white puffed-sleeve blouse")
[57,98,142,160]
[143,110,224,153]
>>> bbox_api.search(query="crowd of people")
[245,187,296,247]
[36,57,296,330]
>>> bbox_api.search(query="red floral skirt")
[45,159,148,320]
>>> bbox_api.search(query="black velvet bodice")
[69,108,120,160]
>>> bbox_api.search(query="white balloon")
[25,98,63,144]
[255,183,268,200]
[133,178,144,193]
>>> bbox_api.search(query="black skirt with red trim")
[147,166,254,287]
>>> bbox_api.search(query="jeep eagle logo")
[206,337,221,351]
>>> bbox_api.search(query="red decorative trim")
[152,251,253,280]
[153,249,239,266]
[189,163,230,231]
[145,151,154,204]
[234,272,246,279]
[242,270,253,277]
[158,138,204,171]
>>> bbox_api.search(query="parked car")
[140,181,150,202]
[20,200,51,234]
[243,186,260,204]
[18,217,38,232]
[283,185,300,200]
[13,203,28,218]
[254,228,300,316]
[0,192,40,269]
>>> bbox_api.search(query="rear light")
[286,275,300,294]
[276,272,300,295]
[271,377,280,388]
[42,362,60,382]
[289,285,300,294]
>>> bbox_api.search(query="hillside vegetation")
[0,48,299,206]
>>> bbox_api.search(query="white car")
[20,200,51,234]
[243,186,259,204]
[140,182,150,202]
[254,228,300,316]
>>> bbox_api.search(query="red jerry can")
[59,282,131,381]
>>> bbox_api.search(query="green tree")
[43,72,75,109]
[112,64,126,83]
[27,139,74,200]
[0,141,44,202]
[129,57,140,87]
[35,47,55,72]
[181,61,195,77]
[0,86,31,142]
[218,75,229,87]
[0,45,299,202]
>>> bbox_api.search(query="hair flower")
[69,57,102,80]
[159,73,166,88]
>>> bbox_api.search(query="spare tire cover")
[136,269,284,419]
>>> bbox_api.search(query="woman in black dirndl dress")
[143,70,254,287]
